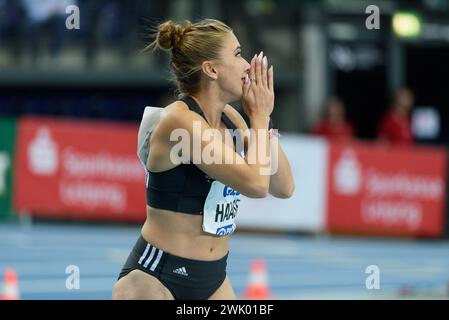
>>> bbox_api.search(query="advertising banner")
[326,142,447,237]
[14,117,146,222]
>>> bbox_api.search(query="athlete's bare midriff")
[141,206,229,261]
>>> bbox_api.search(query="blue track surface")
[1,222,449,300]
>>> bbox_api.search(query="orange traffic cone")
[243,259,271,299]
[1,268,20,300]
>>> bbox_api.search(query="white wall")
[236,134,328,232]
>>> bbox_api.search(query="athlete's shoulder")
[158,100,204,131]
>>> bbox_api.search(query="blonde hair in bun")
[153,20,191,50]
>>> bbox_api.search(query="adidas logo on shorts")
[173,267,189,276]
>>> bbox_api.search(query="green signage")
[0,118,17,220]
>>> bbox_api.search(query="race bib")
[202,181,240,236]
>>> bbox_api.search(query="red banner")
[326,142,447,237]
[14,117,146,222]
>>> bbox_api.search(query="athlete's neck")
[190,92,226,129]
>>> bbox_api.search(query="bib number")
[202,181,240,236]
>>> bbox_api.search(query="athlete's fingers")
[243,73,250,96]
[262,56,268,88]
[249,54,256,86]
[268,65,274,91]
[255,51,263,86]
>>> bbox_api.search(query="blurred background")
[1,0,449,300]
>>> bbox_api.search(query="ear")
[201,61,218,80]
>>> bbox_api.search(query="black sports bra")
[145,96,240,215]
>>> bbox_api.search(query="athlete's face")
[214,32,250,102]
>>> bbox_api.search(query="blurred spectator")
[20,0,75,64]
[0,0,23,64]
[377,88,414,145]
[311,97,354,141]
[82,0,123,66]
[81,0,169,67]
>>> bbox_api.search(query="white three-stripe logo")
[138,244,163,271]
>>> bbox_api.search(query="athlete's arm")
[158,108,270,198]
[226,107,294,198]
[267,137,295,198]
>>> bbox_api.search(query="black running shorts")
[118,235,228,300]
